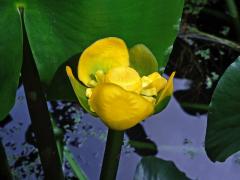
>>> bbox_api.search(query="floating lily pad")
[0,0,184,119]
[205,57,240,162]
[0,3,22,120]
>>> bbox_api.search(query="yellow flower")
[66,37,175,131]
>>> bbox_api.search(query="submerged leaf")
[134,156,189,180]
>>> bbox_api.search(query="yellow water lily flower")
[66,37,175,131]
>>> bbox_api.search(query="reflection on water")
[1,78,240,179]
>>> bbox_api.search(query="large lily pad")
[24,0,184,82]
[24,0,184,100]
[0,2,22,120]
[0,0,184,118]
[205,57,240,162]
[134,156,188,180]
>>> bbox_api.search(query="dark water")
[1,78,240,180]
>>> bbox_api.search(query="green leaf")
[134,156,189,180]
[154,71,175,114]
[0,0,184,117]
[46,54,79,101]
[129,44,158,76]
[66,66,96,116]
[205,57,240,162]
[0,3,22,120]
[154,96,171,114]
[24,0,183,100]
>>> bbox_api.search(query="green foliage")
[184,0,208,15]
[205,57,240,162]
[195,48,210,60]
[66,66,96,116]
[129,44,158,76]
[0,3,22,120]
[0,0,184,120]
[134,156,189,180]
[154,96,171,114]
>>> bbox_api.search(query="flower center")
[85,68,167,106]
[86,70,105,100]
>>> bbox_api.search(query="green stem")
[225,0,240,42]
[0,139,13,180]
[64,147,88,180]
[100,129,124,180]
[19,7,64,179]
[128,140,157,151]
[51,117,88,179]
[179,27,240,52]
[51,119,64,164]
[180,102,209,111]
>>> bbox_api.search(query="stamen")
[86,88,93,98]
[141,87,157,96]
[95,70,105,83]
[142,96,156,104]
[141,76,152,88]
[87,80,97,87]
[88,99,95,112]
[141,72,167,93]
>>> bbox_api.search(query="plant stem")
[225,0,240,42]
[100,129,124,180]
[0,139,13,180]
[180,102,209,111]
[51,118,64,163]
[64,147,88,180]
[128,140,157,152]
[19,7,64,179]
[179,27,240,52]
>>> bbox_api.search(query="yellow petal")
[158,72,175,101]
[78,37,129,86]
[142,72,167,92]
[142,96,156,104]
[148,72,167,92]
[104,67,142,93]
[89,83,154,130]
[66,66,96,116]
[154,72,175,113]
[141,87,157,96]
